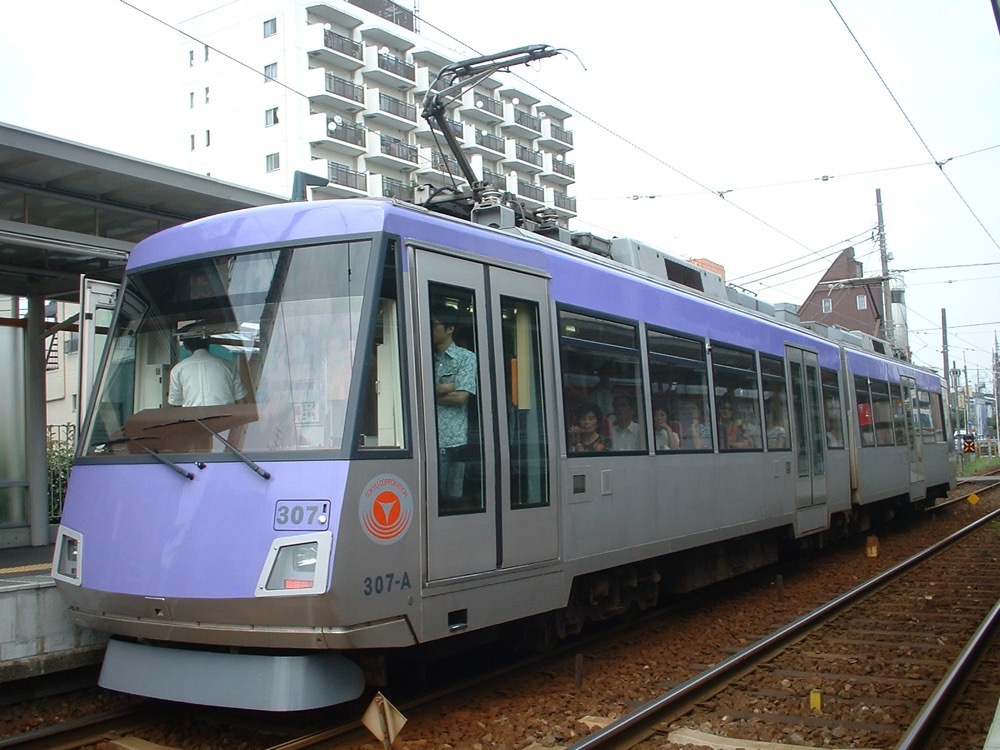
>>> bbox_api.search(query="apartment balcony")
[362,47,416,90]
[501,106,542,140]
[549,188,578,219]
[313,161,369,199]
[413,66,450,98]
[413,114,463,144]
[372,173,415,203]
[540,152,575,185]
[512,177,545,211]
[365,134,418,172]
[481,167,505,189]
[466,128,506,158]
[305,26,365,71]
[359,23,414,53]
[538,120,574,152]
[415,147,467,188]
[459,89,504,124]
[501,141,543,175]
[307,113,367,158]
[306,4,363,31]
[363,89,418,131]
[305,68,365,114]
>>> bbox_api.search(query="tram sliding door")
[416,249,558,582]
[901,376,925,498]
[786,346,827,515]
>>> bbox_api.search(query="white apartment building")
[176,0,577,222]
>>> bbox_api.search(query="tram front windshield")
[82,240,375,457]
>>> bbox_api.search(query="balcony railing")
[380,135,418,163]
[481,168,503,187]
[513,108,541,132]
[431,150,461,174]
[378,52,415,81]
[329,120,366,147]
[382,176,414,201]
[553,159,575,179]
[325,73,364,103]
[474,95,503,117]
[517,180,544,202]
[551,123,574,146]
[475,130,504,153]
[431,117,463,138]
[515,144,543,167]
[379,92,417,122]
[328,162,367,191]
[553,191,577,211]
[324,30,363,60]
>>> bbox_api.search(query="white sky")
[1,1,998,381]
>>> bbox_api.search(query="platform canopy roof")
[0,123,285,300]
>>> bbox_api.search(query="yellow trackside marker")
[810,689,822,711]
[969,492,980,505]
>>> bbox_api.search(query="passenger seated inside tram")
[718,397,752,449]
[568,402,611,453]
[609,394,646,452]
[653,401,680,451]
[681,399,712,450]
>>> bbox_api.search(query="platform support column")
[26,295,48,546]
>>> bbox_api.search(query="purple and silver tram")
[53,198,953,710]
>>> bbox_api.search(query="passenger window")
[761,355,789,451]
[429,284,483,515]
[711,344,762,451]
[870,379,894,446]
[854,375,875,447]
[648,329,711,452]
[822,369,844,449]
[559,309,646,454]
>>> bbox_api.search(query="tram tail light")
[53,529,83,585]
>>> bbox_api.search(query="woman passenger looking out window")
[568,402,611,453]
[653,401,680,451]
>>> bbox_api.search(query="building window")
[189,91,194,109]
[263,17,277,37]
[205,130,211,147]
[821,298,832,314]
[188,49,194,67]
[189,134,195,151]
[204,44,210,62]
[264,62,277,82]
[266,153,280,172]
[856,295,867,311]
[205,86,210,104]
[265,107,279,127]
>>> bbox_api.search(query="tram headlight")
[256,532,332,597]
[52,528,83,585]
[266,541,319,591]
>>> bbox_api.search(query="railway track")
[567,505,1000,749]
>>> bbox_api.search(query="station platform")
[0,544,106,683]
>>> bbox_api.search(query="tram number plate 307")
[273,500,330,531]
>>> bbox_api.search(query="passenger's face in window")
[613,398,634,423]
[578,410,598,432]
[654,408,669,427]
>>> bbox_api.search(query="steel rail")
[894,598,1000,749]
[567,504,1000,749]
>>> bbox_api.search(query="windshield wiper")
[143,415,271,480]
[101,436,196,480]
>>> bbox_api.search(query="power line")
[829,0,1000,252]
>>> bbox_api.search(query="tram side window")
[870,379,895,446]
[918,389,944,444]
[761,355,789,451]
[854,375,875,447]
[711,344,762,451]
[822,368,844,449]
[559,309,646,454]
[647,329,712,452]
[890,381,908,447]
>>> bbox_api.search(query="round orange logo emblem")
[359,474,413,544]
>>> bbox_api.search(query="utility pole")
[942,309,951,438]
[876,189,895,352]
